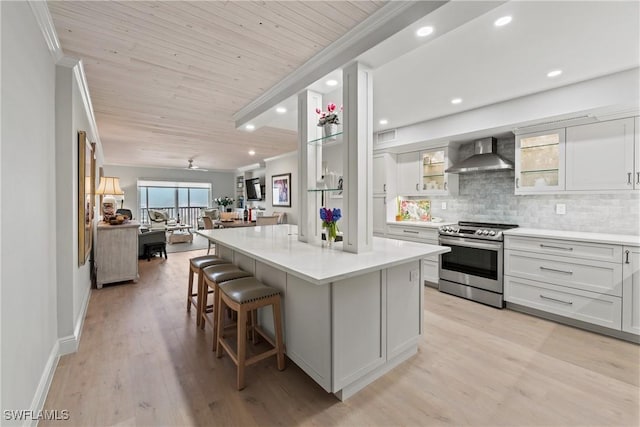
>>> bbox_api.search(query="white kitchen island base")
[197,225,448,400]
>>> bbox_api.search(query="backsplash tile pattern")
[425,137,640,235]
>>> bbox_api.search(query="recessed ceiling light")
[276,106,287,114]
[547,69,563,78]
[248,150,255,156]
[416,26,434,37]
[494,16,512,27]
[379,119,388,125]
[326,79,338,86]
[451,98,462,105]
[245,124,255,131]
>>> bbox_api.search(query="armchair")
[148,209,176,229]
[138,229,167,259]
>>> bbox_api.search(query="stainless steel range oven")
[438,221,518,308]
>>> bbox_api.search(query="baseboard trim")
[26,341,60,427]
[59,286,91,355]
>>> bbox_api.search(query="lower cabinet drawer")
[505,250,622,296]
[505,276,622,330]
[387,225,438,241]
[422,259,439,284]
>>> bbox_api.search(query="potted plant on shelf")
[214,196,235,212]
[315,103,343,140]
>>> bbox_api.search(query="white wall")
[1,1,58,421]
[103,164,236,216]
[55,62,99,348]
[265,152,298,224]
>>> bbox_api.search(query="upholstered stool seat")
[187,255,230,326]
[200,264,252,334]
[216,277,285,390]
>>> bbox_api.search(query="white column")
[297,90,323,244]
[342,62,373,253]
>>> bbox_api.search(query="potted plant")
[214,196,235,212]
[315,103,343,140]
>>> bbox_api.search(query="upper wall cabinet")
[566,118,637,191]
[397,147,458,196]
[515,128,566,194]
[373,152,397,195]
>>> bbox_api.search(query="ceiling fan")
[184,159,208,172]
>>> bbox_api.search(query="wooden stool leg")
[212,282,219,351]
[237,307,247,390]
[250,309,258,344]
[215,294,225,358]
[187,267,194,312]
[273,298,285,371]
[198,272,206,329]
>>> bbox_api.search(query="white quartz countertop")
[196,225,450,285]
[386,220,455,228]
[503,228,640,246]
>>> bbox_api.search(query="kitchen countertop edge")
[503,228,640,246]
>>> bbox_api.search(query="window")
[138,180,212,227]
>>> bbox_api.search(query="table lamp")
[96,176,124,220]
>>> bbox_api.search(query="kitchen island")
[196,224,449,400]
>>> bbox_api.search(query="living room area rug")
[165,233,211,254]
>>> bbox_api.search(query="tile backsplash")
[422,137,640,236]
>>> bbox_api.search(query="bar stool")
[215,277,285,390]
[200,264,252,336]
[187,255,230,326]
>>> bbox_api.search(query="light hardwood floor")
[42,248,639,426]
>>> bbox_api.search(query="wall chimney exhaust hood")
[445,137,513,174]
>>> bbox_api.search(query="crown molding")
[28,1,103,155]
[233,1,447,128]
[28,0,63,62]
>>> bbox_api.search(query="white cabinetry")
[386,223,440,285]
[566,118,636,191]
[396,151,421,195]
[396,147,458,196]
[505,235,627,333]
[372,196,386,235]
[96,222,139,289]
[515,128,566,194]
[622,246,640,335]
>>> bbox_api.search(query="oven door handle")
[438,237,502,251]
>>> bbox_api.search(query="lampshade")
[96,176,124,195]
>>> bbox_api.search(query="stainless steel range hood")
[445,137,513,174]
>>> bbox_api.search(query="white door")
[622,246,640,335]
[396,151,420,195]
[373,196,386,235]
[566,118,635,191]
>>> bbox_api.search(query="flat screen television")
[245,177,263,201]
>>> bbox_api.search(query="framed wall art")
[271,173,291,207]
[78,131,95,266]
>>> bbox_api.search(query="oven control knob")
[489,230,496,236]
[442,227,448,232]
[482,230,489,235]
[475,230,482,235]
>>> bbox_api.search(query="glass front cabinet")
[420,147,458,196]
[515,128,566,194]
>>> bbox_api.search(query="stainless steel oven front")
[438,236,504,294]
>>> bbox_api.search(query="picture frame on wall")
[78,131,95,266]
[271,173,291,207]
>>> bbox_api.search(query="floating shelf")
[520,169,559,174]
[308,188,342,192]
[520,143,559,150]
[307,132,343,146]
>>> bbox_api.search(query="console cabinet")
[96,221,140,288]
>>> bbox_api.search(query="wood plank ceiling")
[48,1,386,171]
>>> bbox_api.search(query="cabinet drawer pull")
[444,182,448,191]
[540,244,573,251]
[403,230,420,234]
[628,172,632,185]
[539,294,573,305]
[516,177,520,188]
[540,266,573,275]
[383,184,386,192]
[625,250,630,264]
[637,172,639,185]
[415,183,419,191]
